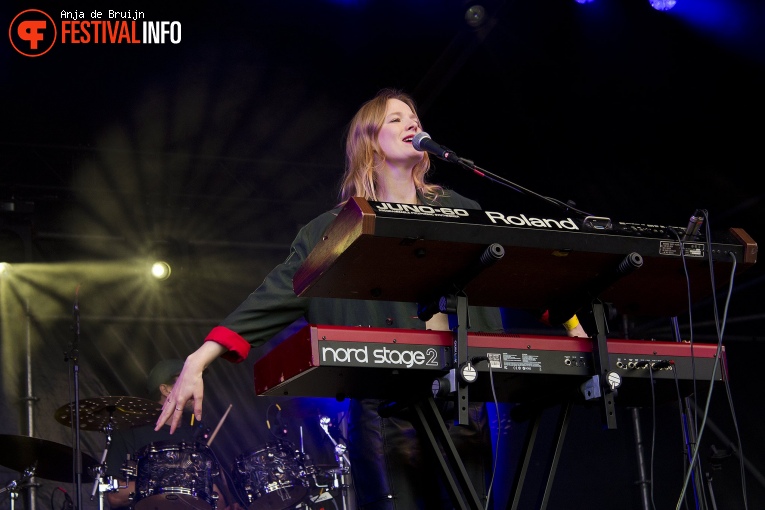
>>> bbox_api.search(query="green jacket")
[207,190,504,361]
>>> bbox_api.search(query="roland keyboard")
[293,198,757,319]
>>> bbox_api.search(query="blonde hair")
[338,88,442,205]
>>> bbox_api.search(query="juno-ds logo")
[9,9,181,57]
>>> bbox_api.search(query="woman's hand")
[566,321,588,338]
[563,314,588,338]
[155,341,226,433]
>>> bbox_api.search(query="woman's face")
[377,98,424,167]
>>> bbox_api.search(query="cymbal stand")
[1,466,35,510]
[319,416,351,510]
[90,420,119,510]
[332,444,350,510]
[319,417,351,468]
[2,478,21,510]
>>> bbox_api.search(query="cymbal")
[0,434,98,483]
[54,396,162,431]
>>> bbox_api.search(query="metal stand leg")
[630,407,651,510]
[705,472,718,510]
[507,401,573,510]
[410,396,484,510]
[507,410,542,510]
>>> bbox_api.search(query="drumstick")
[206,404,233,446]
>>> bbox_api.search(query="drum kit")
[232,439,350,510]
[0,396,351,510]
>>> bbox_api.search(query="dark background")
[1,1,764,509]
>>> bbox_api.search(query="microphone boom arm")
[453,157,594,218]
[412,131,593,217]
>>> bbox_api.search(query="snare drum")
[132,440,220,510]
[231,441,309,510]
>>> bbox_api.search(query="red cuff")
[204,326,251,362]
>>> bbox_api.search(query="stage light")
[151,260,172,280]
[574,0,595,4]
[147,238,194,284]
[649,0,676,11]
[148,239,180,282]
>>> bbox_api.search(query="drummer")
[104,359,234,509]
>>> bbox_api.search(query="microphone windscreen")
[412,132,431,152]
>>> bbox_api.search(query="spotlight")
[649,0,676,10]
[147,238,194,284]
[151,261,172,280]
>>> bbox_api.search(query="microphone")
[412,132,459,162]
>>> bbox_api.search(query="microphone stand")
[63,286,85,510]
[91,421,117,510]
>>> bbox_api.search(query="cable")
[674,226,699,439]
[470,356,500,510]
[675,215,743,509]
[649,367,657,510]
[725,382,749,506]
[52,487,73,510]
[696,213,749,506]
[672,367,693,510]
[721,254,749,508]
[672,221,703,509]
